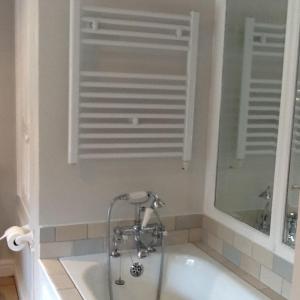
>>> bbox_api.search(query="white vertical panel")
[68,0,81,164]
[183,11,200,169]
[237,18,255,159]
[237,18,285,159]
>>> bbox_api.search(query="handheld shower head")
[113,191,148,204]
[111,191,165,228]
[141,193,165,228]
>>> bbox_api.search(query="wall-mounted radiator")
[68,0,200,169]
[236,18,285,159]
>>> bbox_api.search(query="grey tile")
[175,214,202,230]
[222,242,241,266]
[40,227,55,243]
[272,255,294,283]
[72,238,105,256]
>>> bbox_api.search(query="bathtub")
[60,243,269,300]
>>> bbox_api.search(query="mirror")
[284,58,300,248]
[215,0,287,234]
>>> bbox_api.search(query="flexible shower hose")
[107,199,165,300]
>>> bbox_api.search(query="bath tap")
[108,191,165,259]
[285,212,297,247]
[256,186,272,233]
[107,191,166,300]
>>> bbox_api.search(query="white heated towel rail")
[68,1,200,168]
[236,18,285,159]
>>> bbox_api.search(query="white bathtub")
[60,243,269,300]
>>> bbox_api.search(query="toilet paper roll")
[0,226,31,252]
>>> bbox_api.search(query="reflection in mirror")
[215,0,287,234]
[284,66,300,248]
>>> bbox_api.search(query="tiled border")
[41,259,83,300]
[40,214,293,299]
[194,242,286,300]
[201,216,293,299]
[42,242,285,300]
[40,214,203,258]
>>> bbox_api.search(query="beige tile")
[219,256,246,276]
[0,285,18,300]
[40,241,73,258]
[175,214,202,230]
[112,219,133,228]
[240,253,261,279]
[261,288,286,300]
[161,216,176,231]
[252,244,273,269]
[188,228,203,242]
[50,273,74,290]
[202,216,218,235]
[195,242,225,264]
[260,265,283,294]
[88,222,106,239]
[56,224,87,242]
[233,234,252,256]
[242,274,267,290]
[166,230,188,245]
[59,288,83,300]
[194,242,211,254]
[207,232,223,254]
[217,225,234,245]
[0,277,15,287]
[42,259,65,275]
[281,279,291,299]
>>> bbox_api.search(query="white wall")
[38,0,214,226]
[0,0,16,259]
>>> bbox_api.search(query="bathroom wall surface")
[38,0,214,226]
[0,0,16,259]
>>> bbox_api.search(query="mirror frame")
[204,0,300,262]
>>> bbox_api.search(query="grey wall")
[0,0,16,259]
[38,0,214,226]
